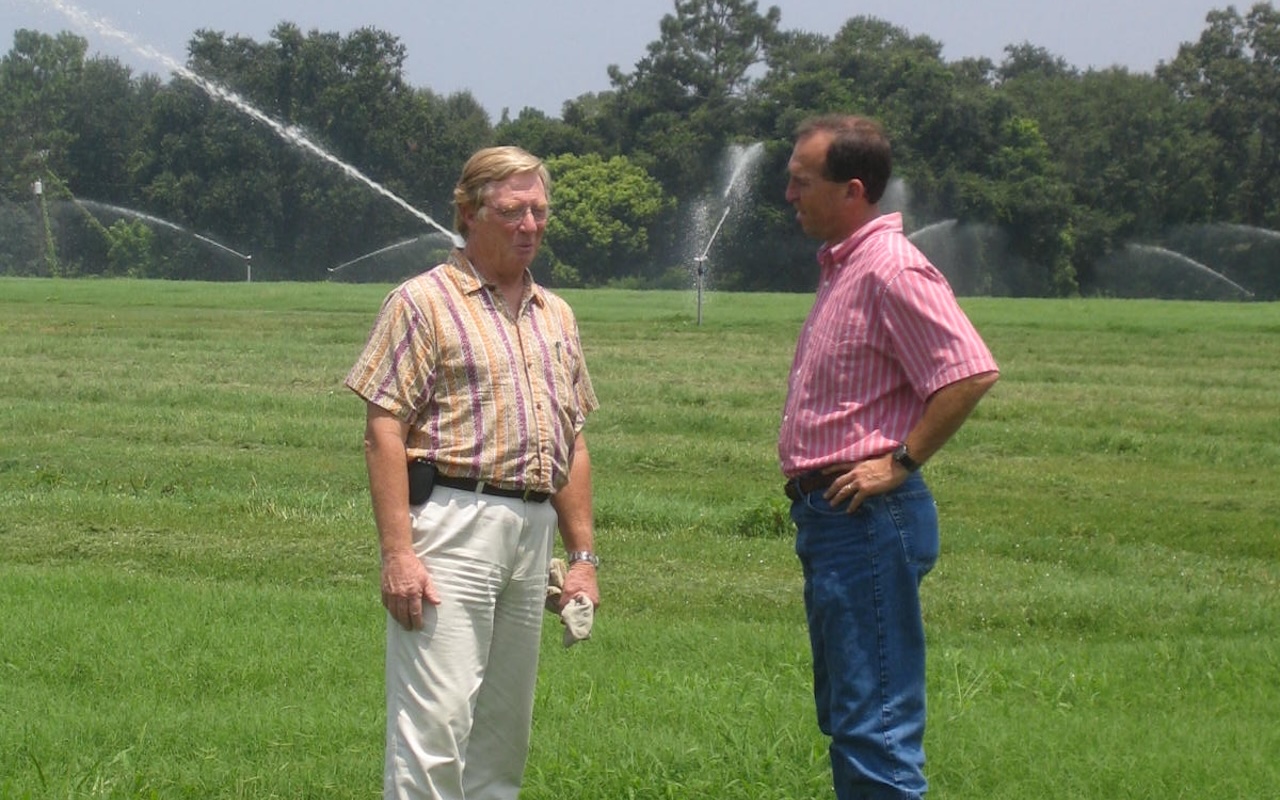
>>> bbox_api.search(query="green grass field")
[1,277,1277,799]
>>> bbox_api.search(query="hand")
[559,561,600,611]
[381,550,440,630]
[823,454,905,514]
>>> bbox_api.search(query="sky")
[3,0,1229,119]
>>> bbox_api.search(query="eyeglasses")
[485,203,551,224]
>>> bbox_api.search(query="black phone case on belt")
[408,460,437,506]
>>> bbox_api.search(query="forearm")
[362,403,439,625]
[904,370,999,463]
[363,405,413,561]
[551,432,600,607]
[551,433,595,553]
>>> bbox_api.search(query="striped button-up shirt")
[779,213,998,478]
[346,251,597,494]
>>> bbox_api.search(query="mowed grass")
[1,277,1277,799]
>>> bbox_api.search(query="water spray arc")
[328,238,421,275]
[76,200,254,280]
[688,142,764,325]
[1125,244,1255,299]
[44,0,461,250]
[1216,223,1280,243]
[692,207,732,326]
[907,218,958,245]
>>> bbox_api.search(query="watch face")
[893,445,920,471]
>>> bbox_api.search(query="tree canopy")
[2,1,1278,300]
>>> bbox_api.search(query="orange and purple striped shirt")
[346,250,597,494]
[779,213,998,478]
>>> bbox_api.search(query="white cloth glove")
[545,558,594,648]
[559,595,594,648]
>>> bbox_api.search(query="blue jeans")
[791,472,939,800]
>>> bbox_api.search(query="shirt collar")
[447,249,546,308]
[817,212,903,271]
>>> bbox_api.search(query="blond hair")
[452,146,552,237]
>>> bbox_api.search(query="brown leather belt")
[435,474,551,503]
[784,472,837,502]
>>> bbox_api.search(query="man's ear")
[459,203,479,229]
[844,178,866,202]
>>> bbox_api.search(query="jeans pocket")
[886,490,939,575]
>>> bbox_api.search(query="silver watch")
[567,550,600,568]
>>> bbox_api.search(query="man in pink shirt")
[780,115,999,799]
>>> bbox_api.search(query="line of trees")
[2,0,1278,298]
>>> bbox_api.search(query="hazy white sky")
[4,0,1227,118]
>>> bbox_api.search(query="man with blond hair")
[347,146,600,800]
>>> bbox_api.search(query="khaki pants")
[384,485,557,800]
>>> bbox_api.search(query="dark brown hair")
[795,115,892,203]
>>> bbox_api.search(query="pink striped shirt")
[778,213,997,477]
[345,250,597,494]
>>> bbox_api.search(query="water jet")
[327,232,458,280]
[74,199,254,280]
[1094,244,1255,300]
[43,0,461,250]
[686,142,763,324]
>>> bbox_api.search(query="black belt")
[784,472,837,502]
[435,474,551,503]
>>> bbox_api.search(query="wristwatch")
[567,550,600,568]
[891,443,922,473]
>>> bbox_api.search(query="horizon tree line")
[2,0,1277,299]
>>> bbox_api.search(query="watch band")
[567,550,600,568]
[892,443,922,472]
